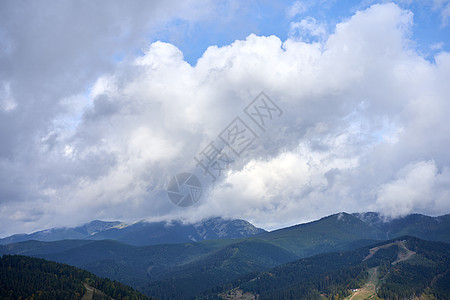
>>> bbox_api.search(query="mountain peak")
[193,217,265,240]
[79,220,124,235]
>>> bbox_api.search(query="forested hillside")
[201,237,450,299]
[0,255,151,299]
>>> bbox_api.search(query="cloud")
[289,17,327,41]
[374,161,450,218]
[0,0,217,234]
[1,2,450,235]
[287,1,308,19]
[432,0,450,26]
[0,82,16,112]
[430,42,444,51]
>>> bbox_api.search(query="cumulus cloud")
[374,160,450,218]
[1,2,450,235]
[0,0,217,234]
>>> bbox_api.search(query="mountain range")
[0,212,449,299]
[0,217,266,246]
[2,212,449,247]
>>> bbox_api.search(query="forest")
[0,255,151,299]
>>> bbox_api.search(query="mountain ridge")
[3,212,448,246]
[352,212,450,242]
[0,217,266,246]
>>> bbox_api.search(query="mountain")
[142,239,299,298]
[88,217,266,246]
[0,217,266,246]
[250,212,450,257]
[202,236,450,299]
[0,220,123,245]
[0,254,152,299]
[0,238,297,293]
[256,212,385,256]
[1,212,448,298]
[354,212,450,242]
[2,212,447,248]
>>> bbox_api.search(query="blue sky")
[152,1,450,65]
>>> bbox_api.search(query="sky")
[1,0,450,236]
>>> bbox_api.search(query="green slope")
[354,212,450,242]
[203,237,450,299]
[256,212,384,256]
[0,254,151,299]
[142,239,299,298]
[0,238,298,297]
[384,214,450,242]
[12,239,239,288]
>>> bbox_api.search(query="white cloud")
[289,17,327,41]
[287,1,308,19]
[432,0,450,26]
[1,2,450,235]
[196,140,360,229]
[374,161,450,217]
[0,81,16,112]
[430,42,444,51]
